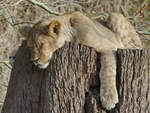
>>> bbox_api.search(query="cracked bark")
[1,42,150,113]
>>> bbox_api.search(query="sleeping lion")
[22,12,142,110]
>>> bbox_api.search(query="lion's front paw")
[100,88,118,110]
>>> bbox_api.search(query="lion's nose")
[33,58,39,62]
[33,58,39,65]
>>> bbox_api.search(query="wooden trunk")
[1,41,150,113]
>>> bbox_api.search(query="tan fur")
[24,12,142,110]
[107,13,142,48]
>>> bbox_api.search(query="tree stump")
[113,49,150,113]
[1,41,150,113]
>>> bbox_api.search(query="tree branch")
[0,61,12,70]
[27,0,61,16]
[136,30,150,35]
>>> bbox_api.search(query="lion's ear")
[47,20,61,38]
[19,26,32,40]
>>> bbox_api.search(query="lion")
[21,11,142,110]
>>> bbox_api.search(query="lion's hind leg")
[107,13,142,48]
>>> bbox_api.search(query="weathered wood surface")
[112,49,150,113]
[1,42,150,113]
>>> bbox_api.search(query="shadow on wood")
[1,41,150,113]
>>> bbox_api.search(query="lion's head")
[21,17,72,69]
[20,12,90,69]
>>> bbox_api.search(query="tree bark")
[112,49,150,113]
[1,42,150,113]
